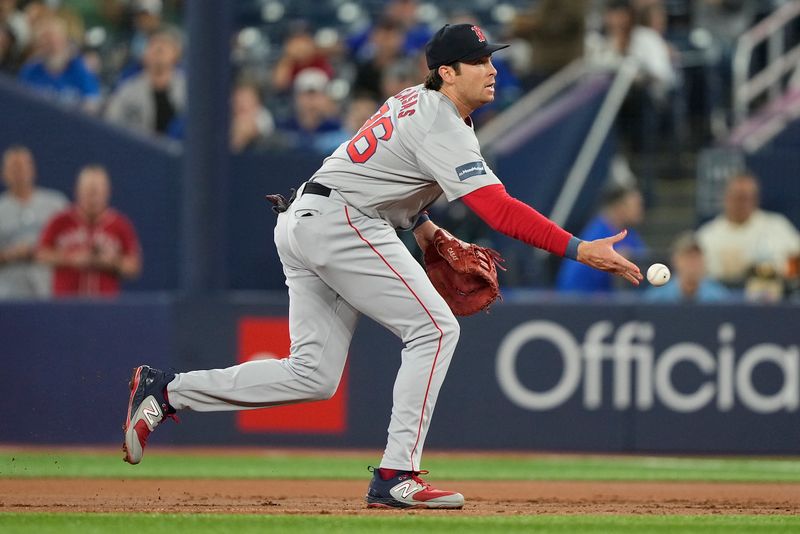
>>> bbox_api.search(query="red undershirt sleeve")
[461,183,577,258]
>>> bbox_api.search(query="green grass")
[2,450,800,482]
[1,513,800,534]
[3,451,799,533]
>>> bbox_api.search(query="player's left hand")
[413,220,439,250]
[576,229,643,285]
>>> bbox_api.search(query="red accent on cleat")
[378,468,401,480]
[413,488,457,501]
[124,367,143,429]
[133,419,152,448]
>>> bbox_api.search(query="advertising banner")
[2,298,797,453]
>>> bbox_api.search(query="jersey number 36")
[347,103,394,164]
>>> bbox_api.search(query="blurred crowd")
[0,0,792,152]
[0,144,141,299]
[1,0,799,302]
[557,177,800,304]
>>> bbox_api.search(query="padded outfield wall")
[1,296,798,454]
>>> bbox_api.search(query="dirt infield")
[2,478,799,515]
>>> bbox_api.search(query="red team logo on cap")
[471,25,486,42]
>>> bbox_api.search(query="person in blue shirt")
[557,184,646,292]
[644,232,731,303]
[18,15,100,113]
[314,94,379,155]
[346,0,432,61]
[276,68,342,149]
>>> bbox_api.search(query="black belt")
[303,182,332,197]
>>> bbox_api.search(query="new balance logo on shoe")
[394,481,423,499]
[143,398,161,426]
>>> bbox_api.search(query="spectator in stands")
[591,0,677,102]
[644,231,730,302]
[0,145,67,299]
[637,1,689,145]
[313,94,379,154]
[636,0,668,34]
[510,0,588,90]
[586,0,677,202]
[271,25,334,93]
[104,26,185,136]
[557,184,647,292]
[18,14,100,113]
[0,0,30,59]
[230,80,276,153]
[276,67,342,148]
[380,57,419,101]
[636,0,682,71]
[352,17,405,101]
[37,165,141,297]
[347,0,431,60]
[384,0,431,54]
[696,172,800,288]
[692,0,758,136]
[52,3,85,50]
[116,0,165,84]
[20,0,53,30]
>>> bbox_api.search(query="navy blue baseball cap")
[425,24,509,70]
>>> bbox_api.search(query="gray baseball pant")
[167,187,459,471]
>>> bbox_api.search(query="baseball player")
[123,24,642,509]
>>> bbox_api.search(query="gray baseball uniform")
[167,84,501,471]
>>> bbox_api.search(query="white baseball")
[647,263,671,286]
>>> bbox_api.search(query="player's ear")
[438,65,456,84]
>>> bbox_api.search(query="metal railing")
[732,0,800,125]
[548,58,638,227]
[477,59,587,151]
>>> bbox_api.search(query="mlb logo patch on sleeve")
[455,161,486,181]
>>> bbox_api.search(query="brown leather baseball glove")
[423,229,504,316]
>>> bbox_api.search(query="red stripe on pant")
[344,206,443,472]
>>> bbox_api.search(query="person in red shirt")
[37,165,141,296]
[271,27,335,93]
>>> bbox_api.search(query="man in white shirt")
[697,173,800,286]
[586,0,676,100]
[0,145,68,298]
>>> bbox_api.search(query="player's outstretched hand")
[576,229,643,286]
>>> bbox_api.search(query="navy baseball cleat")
[365,467,465,509]
[122,365,176,465]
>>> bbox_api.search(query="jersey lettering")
[347,103,394,164]
[395,88,419,119]
[394,87,417,101]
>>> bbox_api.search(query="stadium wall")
[2,296,798,454]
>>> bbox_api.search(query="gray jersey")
[311,84,501,229]
[0,187,68,298]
